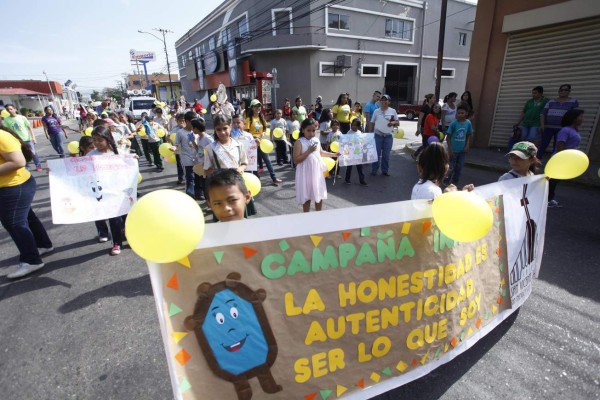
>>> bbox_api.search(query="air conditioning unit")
[141,89,149,95]
[133,89,140,95]
[336,55,352,68]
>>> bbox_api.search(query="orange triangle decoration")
[243,246,258,259]
[336,384,348,397]
[422,221,432,234]
[451,337,458,348]
[356,378,365,388]
[175,349,191,366]
[172,331,188,344]
[497,296,503,305]
[310,235,323,247]
[476,317,482,329]
[342,232,351,241]
[411,358,418,366]
[396,360,408,373]
[496,247,502,256]
[166,273,179,290]
[304,393,318,400]
[177,257,191,268]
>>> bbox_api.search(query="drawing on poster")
[337,132,377,167]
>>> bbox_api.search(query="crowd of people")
[0,82,585,278]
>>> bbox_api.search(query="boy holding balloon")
[269,109,289,165]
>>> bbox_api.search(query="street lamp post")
[137,28,176,105]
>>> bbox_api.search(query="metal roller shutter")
[490,17,600,152]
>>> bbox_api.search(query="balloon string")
[333,160,339,186]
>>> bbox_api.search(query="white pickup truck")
[125,90,157,121]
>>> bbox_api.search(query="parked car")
[397,104,422,120]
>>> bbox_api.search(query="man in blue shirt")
[364,90,381,131]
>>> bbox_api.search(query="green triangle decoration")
[460,332,465,342]
[180,377,191,393]
[502,287,507,297]
[279,240,290,252]
[320,389,333,400]
[485,310,490,320]
[434,347,442,358]
[169,303,183,317]
[213,251,224,265]
[382,367,392,376]
[360,227,371,237]
[499,263,504,272]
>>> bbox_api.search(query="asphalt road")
[0,119,598,400]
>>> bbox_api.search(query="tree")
[90,90,101,101]
[102,87,124,104]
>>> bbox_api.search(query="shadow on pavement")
[58,274,153,314]
[373,310,520,399]
[0,276,72,302]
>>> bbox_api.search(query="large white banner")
[48,155,139,224]
[338,132,378,167]
[146,175,548,400]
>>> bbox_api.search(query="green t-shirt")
[3,115,31,141]
[292,106,307,122]
[522,97,548,127]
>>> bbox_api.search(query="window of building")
[272,8,293,35]
[384,18,413,41]
[208,37,215,50]
[434,68,456,79]
[181,55,186,67]
[360,64,382,77]
[319,62,345,77]
[459,32,467,46]
[238,18,249,38]
[222,28,231,45]
[328,13,349,30]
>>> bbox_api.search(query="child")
[293,118,340,212]
[344,118,368,186]
[88,126,127,255]
[78,136,95,156]
[411,142,474,200]
[205,168,251,222]
[351,102,365,131]
[318,108,333,150]
[170,113,186,184]
[499,141,538,181]
[171,111,202,199]
[269,109,288,165]
[414,103,441,159]
[246,99,282,185]
[444,104,473,186]
[204,115,248,177]
[191,118,213,200]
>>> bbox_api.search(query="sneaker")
[382,172,390,177]
[35,166,43,172]
[7,262,45,279]
[177,179,184,184]
[360,181,369,187]
[98,236,109,243]
[258,167,264,174]
[110,245,121,255]
[548,200,562,208]
[345,180,351,185]
[272,178,282,186]
[38,247,54,256]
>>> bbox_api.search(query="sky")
[0,0,223,94]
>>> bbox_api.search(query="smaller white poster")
[337,132,378,167]
[237,137,258,172]
[48,155,139,224]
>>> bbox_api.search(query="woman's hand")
[462,184,475,192]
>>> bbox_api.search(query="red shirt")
[193,103,203,113]
[423,114,439,137]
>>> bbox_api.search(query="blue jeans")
[95,218,124,246]
[254,148,276,181]
[446,151,466,185]
[372,134,393,174]
[0,176,52,264]
[184,165,204,199]
[520,126,539,142]
[23,141,41,168]
[49,133,65,157]
[537,127,559,160]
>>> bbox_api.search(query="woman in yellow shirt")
[332,93,352,133]
[0,127,53,279]
[245,99,282,186]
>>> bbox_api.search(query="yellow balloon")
[201,109,207,114]
[125,189,205,263]
[160,102,166,108]
[432,191,493,242]
[169,132,177,142]
[394,128,405,139]
[243,172,262,196]
[157,128,166,138]
[292,130,300,140]
[67,141,80,154]
[260,139,274,153]
[138,127,147,137]
[83,127,93,136]
[165,153,177,163]
[210,94,217,102]
[322,157,336,171]
[159,143,172,157]
[329,141,339,153]
[137,173,142,184]
[439,132,445,140]
[273,127,284,139]
[1,109,10,118]
[544,149,589,180]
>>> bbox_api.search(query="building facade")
[175,0,476,110]
[466,0,600,160]
[0,80,78,114]
[127,73,179,90]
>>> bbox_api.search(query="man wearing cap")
[499,141,538,181]
[370,95,399,176]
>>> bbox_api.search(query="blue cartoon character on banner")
[184,272,281,400]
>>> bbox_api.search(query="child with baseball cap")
[498,141,539,181]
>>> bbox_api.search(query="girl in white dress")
[293,118,339,212]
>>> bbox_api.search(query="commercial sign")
[130,49,156,62]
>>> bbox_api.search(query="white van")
[125,90,157,121]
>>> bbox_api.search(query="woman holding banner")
[0,124,53,279]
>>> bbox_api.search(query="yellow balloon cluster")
[67,141,79,154]
[329,141,339,153]
[125,189,205,263]
[157,128,166,138]
[260,139,274,153]
[243,172,262,196]
[432,191,493,242]
[273,128,284,139]
[322,157,336,171]
[544,149,589,180]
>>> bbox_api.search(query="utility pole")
[434,0,448,102]
[43,70,56,108]
[154,28,176,105]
